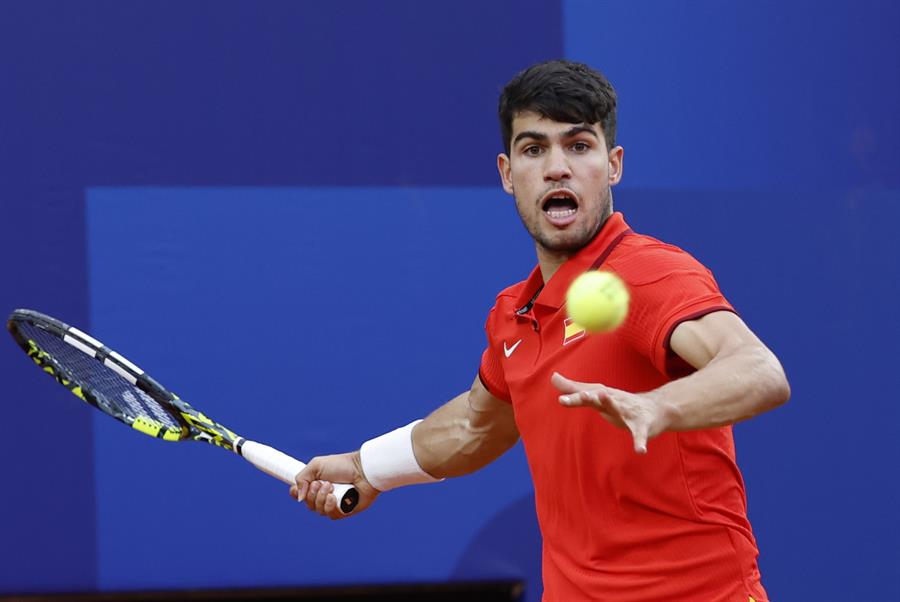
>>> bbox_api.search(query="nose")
[543,146,572,182]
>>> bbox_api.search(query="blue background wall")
[1,1,897,600]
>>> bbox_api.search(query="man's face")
[497,111,623,257]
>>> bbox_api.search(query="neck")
[537,246,572,283]
[537,206,614,283]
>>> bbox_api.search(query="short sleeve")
[478,307,512,402]
[617,250,734,377]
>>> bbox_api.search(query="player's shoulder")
[483,277,535,319]
[496,279,528,300]
[608,232,714,286]
[482,279,529,332]
[491,279,529,309]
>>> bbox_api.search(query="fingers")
[313,481,336,514]
[292,455,351,519]
[559,389,607,409]
[553,373,612,410]
[298,480,340,516]
[630,420,649,454]
[291,451,374,519]
[551,371,595,394]
[294,457,322,501]
[555,380,654,454]
[292,457,332,514]
[559,389,592,407]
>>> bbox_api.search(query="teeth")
[546,208,576,218]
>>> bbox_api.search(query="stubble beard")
[517,185,613,256]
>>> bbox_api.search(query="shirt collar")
[514,212,632,313]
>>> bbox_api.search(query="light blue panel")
[86,187,539,590]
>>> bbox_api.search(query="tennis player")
[292,60,789,602]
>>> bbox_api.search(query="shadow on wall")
[452,494,543,602]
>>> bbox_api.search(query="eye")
[571,141,591,153]
[523,145,543,157]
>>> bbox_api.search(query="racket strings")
[19,322,182,430]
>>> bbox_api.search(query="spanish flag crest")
[563,318,585,345]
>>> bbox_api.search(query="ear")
[497,153,514,195]
[608,146,624,186]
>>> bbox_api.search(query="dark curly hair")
[498,60,617,154]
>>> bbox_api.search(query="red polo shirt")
[479,213,767,602]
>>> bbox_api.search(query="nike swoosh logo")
[503,339,522,358]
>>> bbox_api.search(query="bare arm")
[553,311,790,452]
[655,310,790,429]
[294,375,519,517]
[413,375,520,478]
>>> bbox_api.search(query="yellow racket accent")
[26,339,91,403]
[180,410,238,448]
[132,416,184,441]
[132,416,163,437]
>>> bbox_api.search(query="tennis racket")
[7,308,359,514]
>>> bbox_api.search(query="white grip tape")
[240,440,306,484]
[240,440,355,514]
[359,419,443,492]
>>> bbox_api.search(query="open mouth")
[541,190,579,226]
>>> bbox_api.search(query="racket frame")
[7,309,359,513]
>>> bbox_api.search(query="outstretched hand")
[551,372,678,454]
[290,451,380,520]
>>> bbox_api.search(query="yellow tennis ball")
[565,270,630,333]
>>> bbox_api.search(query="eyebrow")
[513,124,600,146]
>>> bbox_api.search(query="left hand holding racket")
[291,451,381,519]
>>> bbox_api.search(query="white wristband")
[359,420,443,492]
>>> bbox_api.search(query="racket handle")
[237,439,359,515]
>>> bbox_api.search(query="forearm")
[654,345,790,431]
[413,390,519,479]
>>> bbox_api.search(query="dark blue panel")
[0,145,96,590]
[87,187,537,590]
[1,0,562,188]
[565,0,900,190]
[0,309,97,592]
